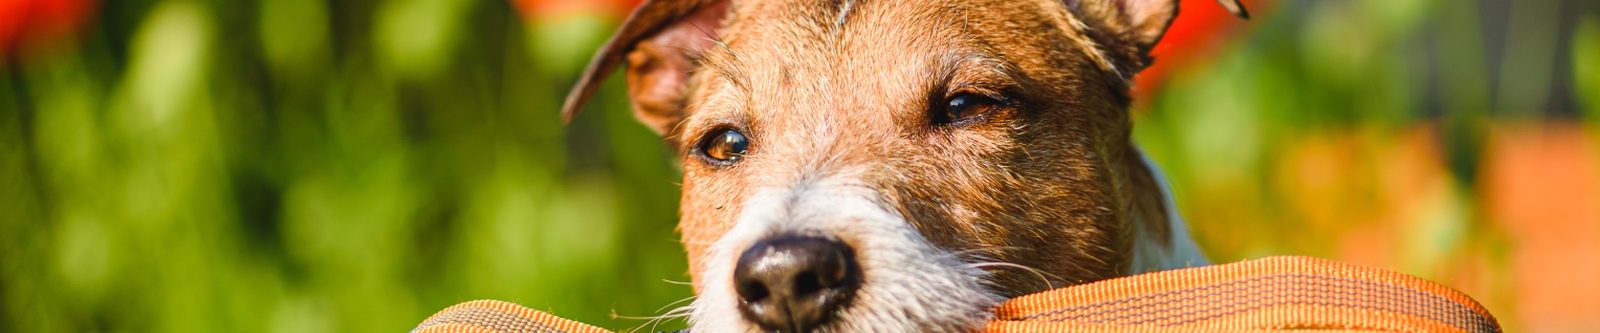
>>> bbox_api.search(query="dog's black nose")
[734,235,860,332]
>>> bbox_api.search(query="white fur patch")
[690,177,1002,332]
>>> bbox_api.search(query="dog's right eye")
[696,128,749,165]
[933,93,1002,126]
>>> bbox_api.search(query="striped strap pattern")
[412,300,610,333]
[989,256,1500,332]
[413,256,1501,332]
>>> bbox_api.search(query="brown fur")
[564,0,1245,301]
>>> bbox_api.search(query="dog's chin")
[687,188,1004,332]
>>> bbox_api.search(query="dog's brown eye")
[936,93,1000,126]
[698,128,749,164]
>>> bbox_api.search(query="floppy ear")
[1068,0,1248,53]
[561,0,731,135]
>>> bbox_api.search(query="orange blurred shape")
[1481,123,1600,332]
[0,0,94,57]
[511,0,639,20]
[1320,127,1452,266]
[1136,0,1264,101]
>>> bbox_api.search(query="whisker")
[613,293,697,333]
[967,261,1058,290]
[615,305,695,333]
[654,295,698,313]
[950,245,1027,257]
[949,248,994,257]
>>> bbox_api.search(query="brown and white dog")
[562,0,1246,331]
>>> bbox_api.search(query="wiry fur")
[561,0,1246,331]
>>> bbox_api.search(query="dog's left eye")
[934,93,1001,126]
[696,128,749,165]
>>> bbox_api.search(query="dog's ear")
[1068,0,1247,53]
[562,0,731,135]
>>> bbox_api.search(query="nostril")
[817,249,849,288]
[738,280,770,303]
[794,251,848,297]
[793,271,823,297]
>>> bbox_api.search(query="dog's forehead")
[714,0,1068,64]
[686,0,1099,127]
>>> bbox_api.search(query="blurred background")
[1,0,1596,331]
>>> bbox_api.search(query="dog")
[562,0,1247,331]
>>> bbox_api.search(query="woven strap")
[412,256,1500,332]
[412,300,610,333]
[988,256,1499,332]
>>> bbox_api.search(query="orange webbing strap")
[412,300,610,333]
[412,256,1501,333]
[988,256,1499,332]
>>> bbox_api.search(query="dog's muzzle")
[690,182,1000,332]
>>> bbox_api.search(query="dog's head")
[563,0,1244,331]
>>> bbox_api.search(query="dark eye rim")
[691,126,750,167]
[932,90,1010,127]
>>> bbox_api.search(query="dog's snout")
[733,235,860,332]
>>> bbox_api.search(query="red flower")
[0,0,96,57]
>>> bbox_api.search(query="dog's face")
[563,0,1244,331]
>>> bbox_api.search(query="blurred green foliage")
[1,0,1595,332]
[4,0,688,331]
